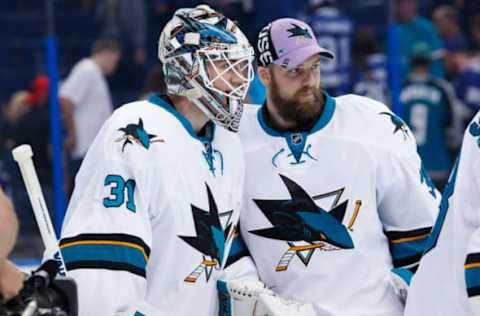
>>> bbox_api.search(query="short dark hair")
[91,38,121,55]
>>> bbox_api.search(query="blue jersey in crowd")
[353,53,389,105]
[401,74,455,175]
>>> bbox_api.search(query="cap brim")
[273,44,334,69]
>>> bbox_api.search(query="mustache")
[295,87,321,98]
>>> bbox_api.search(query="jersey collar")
[148,93,215,143]
[257,91,336,137]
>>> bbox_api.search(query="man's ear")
[257,66,271,87]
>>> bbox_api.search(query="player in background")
[404,111,480,316]
[59,5,255,316]
[226,17,440,315]
[401,43,461,191]
[303,0,353,96]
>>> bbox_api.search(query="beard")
[269,74,323,127]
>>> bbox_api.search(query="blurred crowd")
[1,0,480,258]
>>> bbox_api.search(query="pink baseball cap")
[257,18,334,69]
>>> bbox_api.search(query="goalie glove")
[218,279,316,316]
[390,268,413,305]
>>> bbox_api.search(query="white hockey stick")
[12,144,67,276]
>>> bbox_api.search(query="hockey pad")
[390,268,413,304]
[219,279,316,316]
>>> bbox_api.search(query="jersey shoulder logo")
[249,175,361,272]
[379,112,409,141]
[179,184,234,283]
[116,118,164,152]
[469,117,480,148]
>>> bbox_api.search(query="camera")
[0,260,77,316]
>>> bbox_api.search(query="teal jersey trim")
[61,243,147,270]
[148,93,216,143]
[258,92,335,166]
[389,236,430,260]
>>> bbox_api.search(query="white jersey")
[230,93,439,315]
[60,94,244,316]
[59,58,113,159]
[405,111,480,316]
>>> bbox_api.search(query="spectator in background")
[471,13,480,49]
[96,0,146,65]
[60,38,120,179]
[0,186,23,302]
[396,0,445,82]
[304,0,353,96]
[96,0,146,92]
[252,0,303,43]
[9,76,52,188]
[352,28,389,104]
[0,90,30,150]
[454,49,480,125]
[433,5,467,48]
[401,43,460,191]
[432,5,469,80]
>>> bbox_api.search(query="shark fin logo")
[286,23,313,40]
[116,118,164,152]
[179,184,234,283]
[250,175,361,271]
[379,112,410,141]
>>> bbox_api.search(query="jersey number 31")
[103,175,136,213]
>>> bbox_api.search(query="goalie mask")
[158,5,254,132]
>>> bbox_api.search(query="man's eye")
[288,69,299,76]
[312,64,320,70]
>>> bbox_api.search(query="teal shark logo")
[380,112,409,140]
[286,23,312,39]
[116,118,164,152]
[250,175,359,271]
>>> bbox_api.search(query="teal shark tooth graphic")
[179,184,233,283]
[250,175,354,271]
[116,118,164,152]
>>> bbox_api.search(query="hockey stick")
[184,257,218,283]
[275,243,325,271]
[12,144,67,276]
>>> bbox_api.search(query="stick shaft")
[13,145,67,276]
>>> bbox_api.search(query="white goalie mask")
[158,5,254,132]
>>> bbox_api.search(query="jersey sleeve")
[464,116,480,314]
[60,113,158,316]
[376,126,440,274]
[466,227,480,315]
